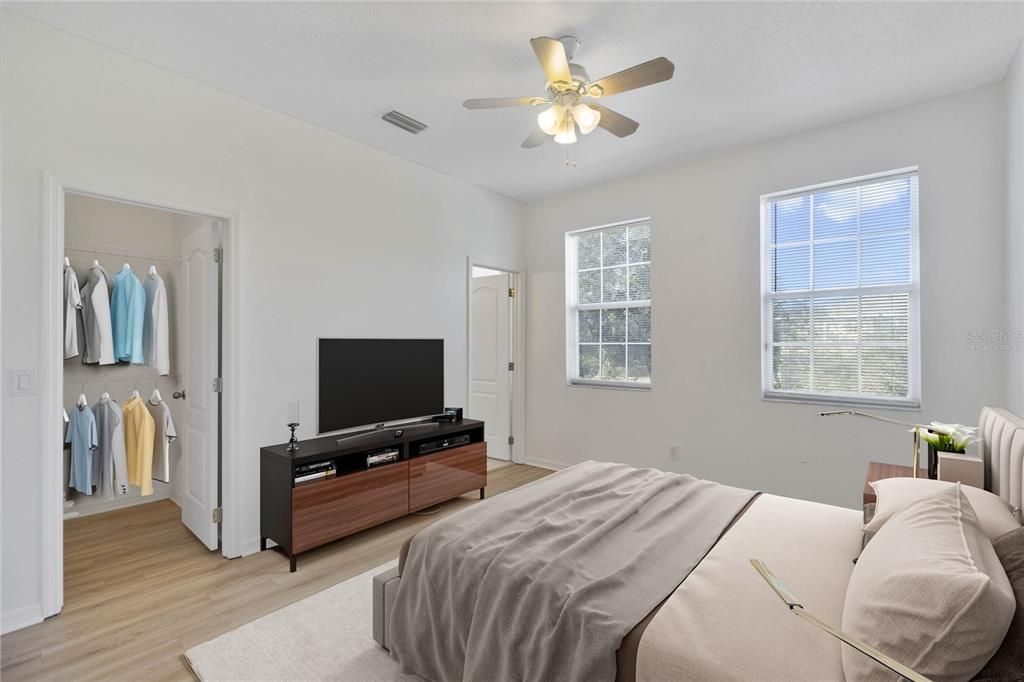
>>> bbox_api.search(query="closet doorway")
[466,262,524,463]
[60,193,223,557]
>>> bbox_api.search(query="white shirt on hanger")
[143,271,170,375]
[146,398,176,484]
[81,263,115,365]
[63,263,82,359]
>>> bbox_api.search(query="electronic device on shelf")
[432,407,463,423]
[366,447,401,468]
[417,433,472,456]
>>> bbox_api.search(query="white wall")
[1006,40,1024,414]
[525,84,1007,509]
[1,12,524,632]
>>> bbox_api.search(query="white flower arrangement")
[912,422,977,454]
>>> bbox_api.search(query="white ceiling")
[10,2,1024,202]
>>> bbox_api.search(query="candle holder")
[286,422,300,452]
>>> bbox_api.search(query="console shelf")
[260,419,486,571]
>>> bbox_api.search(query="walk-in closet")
[61,192,223,557]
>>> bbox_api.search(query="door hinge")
[508,361,515,371]
[212,507,223,523]
[213,247,223,264]
[508,436,514,445]
[212,377,223,393]
[508,287,516,298]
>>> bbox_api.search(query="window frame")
[760,168,921,409]
[565,218,653,390]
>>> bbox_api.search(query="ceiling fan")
[463,36,674,148]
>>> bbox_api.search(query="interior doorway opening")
[59,191,225,608]
[467,264,519,463]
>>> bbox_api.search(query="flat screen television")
[317,338,444,434]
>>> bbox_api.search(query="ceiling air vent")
[381,110,428,134]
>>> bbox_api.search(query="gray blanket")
[388,460,758,682]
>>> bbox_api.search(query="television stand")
[259,419,486,572]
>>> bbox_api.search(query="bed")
[371,406,1024,681]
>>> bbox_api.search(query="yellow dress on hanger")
[122,396,156,495]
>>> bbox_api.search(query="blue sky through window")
[769,176,912,292]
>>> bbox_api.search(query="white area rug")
[185,560,418,681]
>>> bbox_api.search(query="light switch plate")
[10,369,35,396]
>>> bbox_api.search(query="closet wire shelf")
[64,374,180,387]
[65,241,181,265]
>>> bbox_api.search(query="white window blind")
[762,170,919,407]
[566,220,651,387]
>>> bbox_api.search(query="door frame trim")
[465,257,526,464]
[41,171,243,619]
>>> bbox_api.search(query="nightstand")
[863,461,928,505]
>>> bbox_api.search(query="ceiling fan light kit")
[463,35,674,153]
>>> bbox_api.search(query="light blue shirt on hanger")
[111,267,146,364]
[66,404,98,495]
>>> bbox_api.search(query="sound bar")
[335,421,439,449]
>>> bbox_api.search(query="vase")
[927,444,962,480]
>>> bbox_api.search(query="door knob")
[172,390,186,400]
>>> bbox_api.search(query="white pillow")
[865,477,1020,541]
[842,484,1016,681]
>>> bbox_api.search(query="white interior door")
[470,273,511,460]
[179,222,220,550]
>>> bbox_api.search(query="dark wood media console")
[260,419,486,571]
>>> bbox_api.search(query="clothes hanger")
[101,378,110,401]
[150,377,162,404]
[130,379,140,401]
[122,262,132,272]
[77,391,88,409]
[148,261,158,277]
[64,256,71,267]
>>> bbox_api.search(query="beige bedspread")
[388,460,757,682]
[637,493,863,681]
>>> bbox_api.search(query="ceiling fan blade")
[589,57,674,97]
[530,36,572,85]
[591,105,639,137]
[521,127,548,149]
[463,97,545,110]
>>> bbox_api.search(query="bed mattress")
[636,493,862,681]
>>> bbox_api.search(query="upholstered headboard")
[979,406,1024,512]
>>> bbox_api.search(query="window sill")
[569,379,652,392]
[762,390,920,411]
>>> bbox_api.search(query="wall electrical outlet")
[669,444,680,461]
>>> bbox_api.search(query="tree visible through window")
[567,220,652,386]
[762,170,919,406]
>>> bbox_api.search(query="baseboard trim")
[2,603,43,635]
[63,488,172,519]
[524,456,569,471]
[240,535,263,557]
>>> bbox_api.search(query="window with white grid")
[762,170,920,407]
[566,220,651,387]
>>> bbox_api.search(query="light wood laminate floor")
[2,461,550,681]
